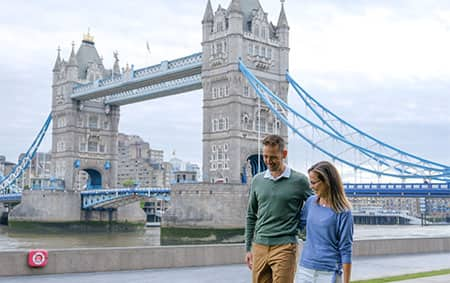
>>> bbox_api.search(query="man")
[245,134,313,283]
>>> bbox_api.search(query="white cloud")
[0,0,449,171]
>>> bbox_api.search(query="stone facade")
[9,190,145,224]
[162,183,250,229]
[201,0,290,184]
[9,190,81,222]
[51,34,120,190]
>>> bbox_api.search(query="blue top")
[299,195,353,273]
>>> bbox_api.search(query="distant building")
[168,153,200,184]
[117,133,170,188]
[16,152,52,189]
[350,196,450,220]
[149,149,164,164]
[174,170,197,184]
[0,155,15,179]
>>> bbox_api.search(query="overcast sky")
[1,0,449,172]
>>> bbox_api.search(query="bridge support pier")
[8,190,146,230]
[81,202,146,225]
[9,190,81,223]
[0,203,7,225]
[163,183,249,229]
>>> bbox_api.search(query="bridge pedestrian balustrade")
[344,183,450,197]
[81,188,170,210]
[71,52,202,102]
[103,73,201,106]
[1,238,450,276]
[0,193,21,203]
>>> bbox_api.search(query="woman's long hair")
[308,161,352,213]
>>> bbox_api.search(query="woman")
[296,161,353,283]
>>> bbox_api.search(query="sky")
[1,0,449,173]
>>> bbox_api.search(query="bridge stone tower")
[201,0,289,183]
[51,34,120,190]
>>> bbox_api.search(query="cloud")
[0,0,449,172]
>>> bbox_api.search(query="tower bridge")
[1,0,449,226]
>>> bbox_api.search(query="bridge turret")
[276,0,290,73]
[228,0,242,14]
[66,42,79,81]
[201,0,289,184]
[202,0,214,41]
[76,32,107,82]
[227,0,244,60]
[276,1,289,47]
[51,34,120,192]
[52,47,62,84]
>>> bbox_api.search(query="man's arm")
[245,180,258,269]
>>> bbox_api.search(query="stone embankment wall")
[8,190,145,224]
[9,190,81,222]
[1,238,450,276]
[162,183,250,229]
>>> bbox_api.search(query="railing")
[104,73,201,105]
[72,52,202,96]
[81,188,171,209]
[0,193,21,202]
[344,183,449,190]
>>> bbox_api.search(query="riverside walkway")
[1,252,449,282]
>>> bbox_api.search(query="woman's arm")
[342,263,351,283]
[338,211,354,283]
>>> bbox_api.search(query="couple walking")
[245,134,353,283]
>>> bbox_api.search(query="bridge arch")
[83,168,102,190]
[247,154,267,177]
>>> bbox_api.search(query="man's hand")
[245,252,253,270]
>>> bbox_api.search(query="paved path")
[0,252,449,282]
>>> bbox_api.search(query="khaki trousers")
[252,242,298,283]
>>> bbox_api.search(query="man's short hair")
[262,135,285,152]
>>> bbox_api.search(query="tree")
[122,179,135,188]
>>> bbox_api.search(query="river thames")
[1,224,450,251]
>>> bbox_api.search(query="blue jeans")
[295,266,341,283]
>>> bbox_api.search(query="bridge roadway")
[0,252,449,282]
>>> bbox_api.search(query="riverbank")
[1,237,450,276]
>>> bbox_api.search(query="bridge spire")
[228,0,242,13]
[202,0,214,23]
[277,0,289,28]
[276,0,289,49]
[68,41,78,66]
[66,41,79,80]
[53,46,62,72]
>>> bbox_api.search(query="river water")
[1,225,450,251]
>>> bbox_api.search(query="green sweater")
[245,169,312,252]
